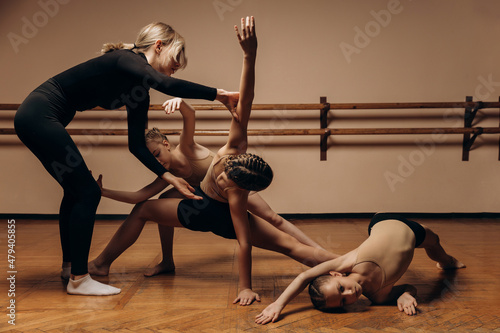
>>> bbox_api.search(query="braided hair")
[308,275,331,310]
[308,275,346,313]
[224,153,273,192]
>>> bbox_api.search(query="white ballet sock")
[61,264,71,280]
[67,274,121,296]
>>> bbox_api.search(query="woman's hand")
[94,173,109,198]
[95,174,103,191]
[162,172,202,200]
[255,301,283,325]
[162,98,183,115]
[233,288,260,306]
[397,292,418,316]
[216,89,239,121]
[235,16,257,56]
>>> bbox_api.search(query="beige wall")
[1,0,500,214]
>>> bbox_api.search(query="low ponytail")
[101,42,135,54]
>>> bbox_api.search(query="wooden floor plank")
[1,218,499,332]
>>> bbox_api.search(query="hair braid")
[308,275,345,313]
[308,276,329,310]
[224,153,273,191]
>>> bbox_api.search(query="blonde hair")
[101,22,187,69]
[145,127,168,144]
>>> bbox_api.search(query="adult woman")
[91,16,338,305]
[14,22,237,296]
[89,98,325,278]
[255,213,465,324]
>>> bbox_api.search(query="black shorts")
[177,187,242,239]
[368,213,426,247]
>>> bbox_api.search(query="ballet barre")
[1,127,498,136]
[1,96,500,161]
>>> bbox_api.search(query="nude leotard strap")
[200,155,230,202]
[183,150,215,187]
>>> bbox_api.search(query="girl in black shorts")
[89,17,339,305]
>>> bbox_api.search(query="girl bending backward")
[256,213,465,324]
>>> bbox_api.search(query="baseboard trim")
[281,212,500,220]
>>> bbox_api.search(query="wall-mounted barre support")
[462,97,486,161]
[320,96,330,161]
[462,96,473,161]
[463,127,484,154]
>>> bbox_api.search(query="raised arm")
[162,98,197,150]
[208,16,261,306]
[218,16,257,156]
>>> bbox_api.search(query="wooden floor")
[1,217,500,332]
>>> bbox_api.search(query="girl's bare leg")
[247,193,325,250]
[144,188,184,277]
[418,224,465,270]
[248,214,339,266]
[89,198,183,276]
[143,224,175,276]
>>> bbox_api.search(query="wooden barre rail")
[1,101,500,111]
[1,127,499,136]
[2,96,500,161]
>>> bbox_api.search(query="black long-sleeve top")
[52,49,217,177]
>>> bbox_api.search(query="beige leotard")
[182,150,215,187]
[200,155,231,203]
[354,219,416,298]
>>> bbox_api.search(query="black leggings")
[14,79,100,275]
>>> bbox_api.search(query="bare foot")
[144,261,175,277]
[88,260,110,276]
[436,256,466,270]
